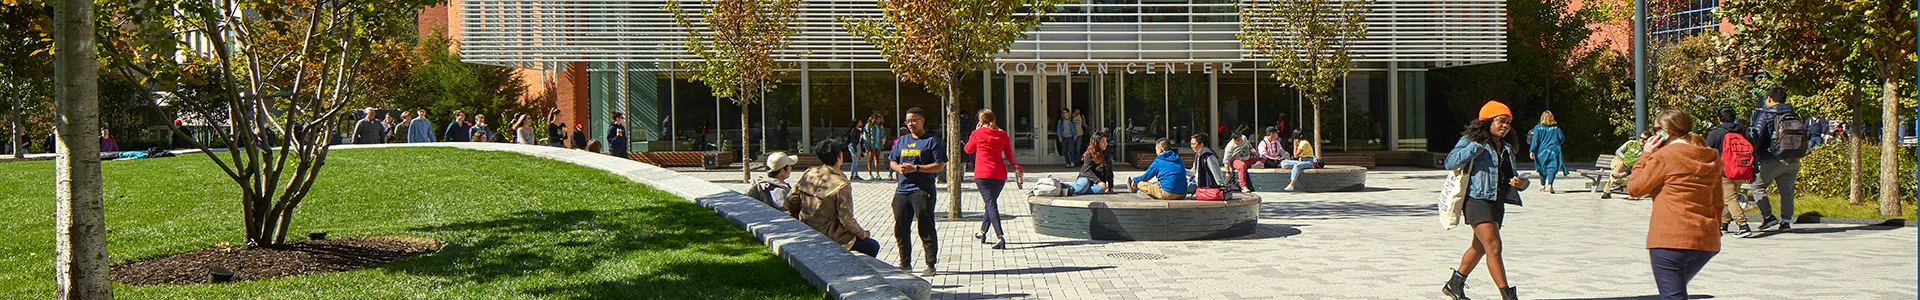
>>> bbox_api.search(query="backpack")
[1721,131,1757,181]
[746,179,787,210]
[1769,111,1810,158]
[1028,176,1069,197]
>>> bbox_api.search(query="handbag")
[1195,187,1230,201]
[1436,158,1474,229]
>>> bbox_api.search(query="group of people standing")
[1442,89,1809,300]
[348,107,621,157]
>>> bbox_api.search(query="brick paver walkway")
[684,166,1916,299]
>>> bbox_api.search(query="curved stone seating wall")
[331,143,926,300]
[1028,193,1261,241]
[1245,165,1368,193]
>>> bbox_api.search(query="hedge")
[1796,141,1917,205]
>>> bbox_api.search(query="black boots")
[1442,270,1470,300]
[1501,286,1518,300]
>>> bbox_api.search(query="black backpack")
[1769,111,1810,158]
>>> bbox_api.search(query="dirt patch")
[111,236,440,285]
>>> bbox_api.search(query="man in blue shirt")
[888,107,946,276]
[407,109,436,143]
[1131,138,1190,200]
[443,110,471,142]
[1056,109,1080,167]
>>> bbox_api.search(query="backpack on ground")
[1769,111,1810,158]
[1721,131,1757,181]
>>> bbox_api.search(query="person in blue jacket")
[1528,111,1566,194]
[1441,100,1529,300]
[1129,138,1189,200]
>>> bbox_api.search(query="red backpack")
[1722,132,1757,180]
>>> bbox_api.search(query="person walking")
[1747,87,1808,232]
[1705,106,1757,237]
[1068,132,1114,195]
[352,108,385,145]
[888,107,946,275]
[864,114,889,180]
[1627,110,1726,300]
[845,119,867,181]
[408,109,436,143]
[1056,109,1080,167]
[1130,138,1191,200]
[1529,111,1567,193]
[788,139,882,257]
[1222,129,1258,192]
[1440,100,1529,300]
[469,114,494,143]
[608,112,630,158]
[513,115,537,145]
[443,110,471,142]
[964,109,1022,250]
[1277,129,1319,191]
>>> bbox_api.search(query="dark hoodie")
[1704,121,1745,152]
[1192,147,1225,188]
[1747,103,1796,159]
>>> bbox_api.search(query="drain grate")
[1106,252,1168,260]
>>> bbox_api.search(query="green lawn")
[1749,193,1918,221]
[0,147,816,299]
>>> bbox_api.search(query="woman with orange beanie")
[1440,100,1529,300]
[1627,110,1725,300]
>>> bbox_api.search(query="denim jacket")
[1445,137,1526,206]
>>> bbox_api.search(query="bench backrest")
[1596,154,1616,170]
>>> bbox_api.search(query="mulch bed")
[111,236,441,285]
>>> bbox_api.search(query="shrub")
[1796,141,1917,205]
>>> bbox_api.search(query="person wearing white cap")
[747,152,798,211]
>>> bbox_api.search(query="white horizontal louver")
[458,0,1505,70]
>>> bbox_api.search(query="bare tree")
[52,0,111,297]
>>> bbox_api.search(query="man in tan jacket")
[787,139,880,257]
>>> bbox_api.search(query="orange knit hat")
[1478,101,1512,120]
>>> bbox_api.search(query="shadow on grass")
[1259,201,1431,220]
[387,204,813,298]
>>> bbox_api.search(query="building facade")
[443,0,1508,163]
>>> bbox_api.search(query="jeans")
[846,144,863,179]
[1650,248,1718,300]
[1066,177,1107,195]
[892,190,938,266]
[1722,179,1751,224]
[976,179,1007,238]
[1060,136,1080,165]
[1751,158,1800,221]
[850,237,881,257]
[1231,158,1261,189]
[1279,158,1318,182]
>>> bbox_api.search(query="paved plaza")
[684,166,1916,299]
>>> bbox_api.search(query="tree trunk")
[741,93,752,183]
[11,98,21,158]
[1850,95,1864,205]
[945,80,963,219]
[1312,100,1322,165]
[1879,74,1901,216]
[52,0,112,297]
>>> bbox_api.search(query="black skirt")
[1461,198,1505,225]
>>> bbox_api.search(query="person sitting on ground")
[1276,129,1320,191]
[1067,132,1114,195]
[748,152,797,212]
[1189,133,1235,192]
[99,128,119,153]
[787,139,882,257]
[569,124,589,150]
[1223,129,1259,192]
[1130,138,1190,200]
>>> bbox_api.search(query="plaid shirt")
[1258,137,1289,160]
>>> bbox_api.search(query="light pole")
[1632,0,1648,135]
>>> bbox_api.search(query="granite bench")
[1243,164,1368,193]
[1028,193,1261,241]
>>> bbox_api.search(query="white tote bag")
[1437,159,1474,230]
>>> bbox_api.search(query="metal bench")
[1575,154,1620,199]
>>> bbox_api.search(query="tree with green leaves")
[669,0,800,182]
[392,33,530,136]
[1722,0,1916,216]
[1648,35,1755,124]
[1239,0,1373,159]
[843,0,1067,218]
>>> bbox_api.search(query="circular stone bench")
[1028,193,1261,241]
[1245,165,1368,193]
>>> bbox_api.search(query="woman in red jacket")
[964,109,1022,249]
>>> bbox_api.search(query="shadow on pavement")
[1230,223,1305,240]
[1544,295,1714,300]
[1259,200,1431,220]
[1009,239,1112,250]
[951,266,1115,276]
[933,291,1034,299]
[1743,224,1901,238]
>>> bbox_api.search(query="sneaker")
[1735,223,1754,238]
[1778,221,1792,232]
[1757,216,1781,231]
[923,265,937,276]
[1720,223,1731,233]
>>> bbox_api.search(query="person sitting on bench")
[1276,129,1319,191]
[1130,138,1190,200]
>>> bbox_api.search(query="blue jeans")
[850,237,880,257]
[1066,177,1106,195]
[1279,158,1318,181]
[1651,248,1717,300]
[846,144,863,179]
[1059,136,1079,165]
[976,179,1007,238]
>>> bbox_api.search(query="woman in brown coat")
[1626,110,1725,300]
